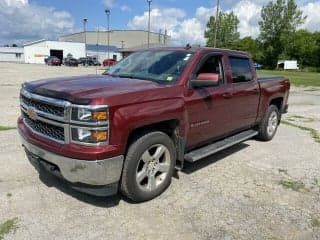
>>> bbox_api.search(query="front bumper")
[20,134,124,186]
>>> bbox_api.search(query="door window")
[196,56,224,84]
[229,57,253,83]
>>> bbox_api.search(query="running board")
[184,129,258,162]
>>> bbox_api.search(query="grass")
[281,120,320,143]
[285,115,314,123]
[0,218,18,240]
[0,126,16,131]
[6,193,12,198]
[311,216,320,228]
[258,70,320,87]
[278,180,306,192]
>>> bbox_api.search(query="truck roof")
[144,46,249,56]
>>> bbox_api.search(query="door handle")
[222,92,232,99]
[251,88,259,94]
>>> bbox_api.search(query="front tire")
[256,105,280,141]
[120,131,176,202]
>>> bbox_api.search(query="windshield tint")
[104,50,194,84]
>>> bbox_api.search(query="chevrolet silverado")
[18,47,290,202]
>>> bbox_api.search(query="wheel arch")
[269,97,283,110]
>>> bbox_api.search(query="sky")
[1,0,320,46]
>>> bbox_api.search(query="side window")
[196,55,224,83]
[229,57,253,83]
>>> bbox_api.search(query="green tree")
[288,30,320,70]
[205,11,240,49]
[259,0,305,68]
[236,37,263,63]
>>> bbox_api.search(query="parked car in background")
[45,56,61,66]
[103,59,117,67]
[254,63,263,70]
[63,57,79,67]
[78,57,101,66]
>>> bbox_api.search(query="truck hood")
[24,75,169,104]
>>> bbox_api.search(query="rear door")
[227,55,260,130]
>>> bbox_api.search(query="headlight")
[71,106,109,123]
[71,127,108,144]
[70,105,109,145]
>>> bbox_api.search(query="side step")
[184,129,258,162]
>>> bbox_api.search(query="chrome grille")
[21,95,64,117]
[22,112,65,142]
[19,88,109,146]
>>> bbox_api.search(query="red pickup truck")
[18,47,290,202]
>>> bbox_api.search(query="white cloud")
[0,0,75,45]
[172,18,206,45]
[120,5,131,12]
[128,8,185,32]
[127,7,207,45]
[195,6,215,23]
[301,2,320,32]
[127,0,320,46]
[232,1,261,38]
[102,0,114,8]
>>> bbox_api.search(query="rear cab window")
[229,57,253,83]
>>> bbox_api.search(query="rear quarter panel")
[257,78,290,122]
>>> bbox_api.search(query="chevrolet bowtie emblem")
[27,107,38,120]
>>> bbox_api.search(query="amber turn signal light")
[92,111,108,121]
[92,131,108,141]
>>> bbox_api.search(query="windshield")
[104,50,194,84]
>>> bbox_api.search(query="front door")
[184,54,234,149]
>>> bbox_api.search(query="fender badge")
[27,107,38,120]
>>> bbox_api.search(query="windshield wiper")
[106,73,168,84]
[112,74,135,78]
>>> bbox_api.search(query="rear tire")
[256,105,280,141]
[120,131,176,202]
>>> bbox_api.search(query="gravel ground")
[0,62,319,240]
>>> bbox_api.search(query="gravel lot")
[0,62,319,240]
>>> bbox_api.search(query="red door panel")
[184,84,234,149]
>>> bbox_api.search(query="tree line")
[205,0,320,71]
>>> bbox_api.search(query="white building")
[277,60,299,70]
[24,40,85,64]
[0,47,24,63]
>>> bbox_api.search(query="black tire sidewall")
[121,132,176,202]
[259,105,280,141]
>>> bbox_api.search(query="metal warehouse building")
[24,40,85,64]
[0,47,24,63]
[59,30,171,49]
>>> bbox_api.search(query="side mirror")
[190,73,220,88]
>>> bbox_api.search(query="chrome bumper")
[20,135,124,186]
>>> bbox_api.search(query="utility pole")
[105,9,110,60]
[121,40,125,48]
[214,0,220,48]
[147,0,152,48]
[164,29,167,46]
[83,18,88,57]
